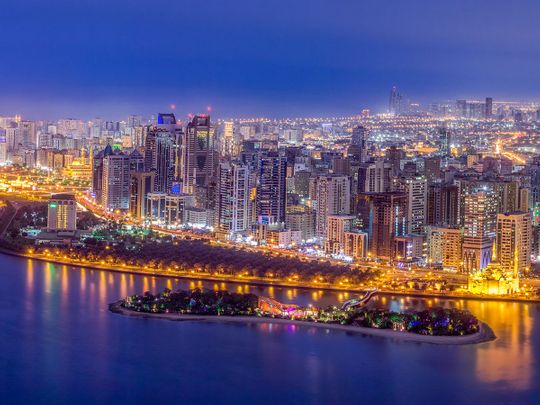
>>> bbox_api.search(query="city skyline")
[3,2,540,403]
[3,0,540,119]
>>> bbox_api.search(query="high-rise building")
[310,175,351,238]
[0,138,7,164]
[362,192,408,259]
[91,144,113,203]
[485,97,493,118]
[424,157,441,184]
[217,161,250,236]
[427,183,459,227]
[144,129,177,193]
[462,191,498,273]
[286,206,316,242]
[394,175,427,234]
[182,115,217,196]
[527,157,540,210]
[359,159,392,193]
[325,215,355,254]
[496,212,532,276]
[102,151,130,210]
[385,146,405,176]
[427,226,463,271]
[130,171,155,220]
[438,126,452,157]
[456,178,520,224]
[256,153,287,224]
[343,231,369,260]
[19,121,37,148]
[47,193,77,231]
[129,149,145,173]
[220,121,237,158]
[389,86,402,115]
[144,115,182,194]
[347,126,368,163]
[456,100,468,118]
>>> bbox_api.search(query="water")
[0,253,539,404]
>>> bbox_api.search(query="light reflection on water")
[368,294,536,390]
[1,254,539,401]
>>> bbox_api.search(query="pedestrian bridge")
[340,288,378,311]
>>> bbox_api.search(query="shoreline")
[108,301,496,345]
[2,248,539,303]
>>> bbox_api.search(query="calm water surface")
[0,253,539,404]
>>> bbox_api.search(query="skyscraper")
[426,183,459,227]
[347,125,368,163]
[102,151,130,210]
[19,121,37,148]
[0,138,7,164]
[394,175,427,234]
[527,157,540,210]
[438,126,452,157]
[217,161,251,236]
[369,192,408,259]
[130,171,155,220]
[462,191,498,272]
[92,144,113,203]
[144,113,183,194]
[359,159,392,193]
[220,121,237,158]
[256,153,287,224]
[144,128,178,193]
[385,146,405,176]
[389,86,402,115]
[496,212,532,276]
[310,175,351,238]
[424,156,441,184]
[182,115,217,197]
[485,97,493,119]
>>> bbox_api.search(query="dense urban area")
[2,90,540,299]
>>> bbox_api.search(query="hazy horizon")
[2,0,540,120]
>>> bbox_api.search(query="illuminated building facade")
[256,153,287,224]
[324,215,355,254]
[394,175,427,234]
[496,212,532,276]
[182,115,217,196]
[343,230,368,260]
[130,171,155,220]
[310,175,351,238]
[462,191,498,273]
[217,161,250,236]
[367,192,408,259]
[47,193,77,231]
[427,226,463,271]
[102,151,130,210]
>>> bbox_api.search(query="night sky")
[1,0,540,119]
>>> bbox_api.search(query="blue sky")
[1,0,540,119]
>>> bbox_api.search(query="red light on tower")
[207,105,212,113]
[170,104,176,110]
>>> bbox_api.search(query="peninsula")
[110,288,495,345]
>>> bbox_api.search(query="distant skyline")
[2,0,540,120]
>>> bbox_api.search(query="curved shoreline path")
[109,301,496,346]
[3,249,538,304]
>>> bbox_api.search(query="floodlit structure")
[47,193,77,231]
